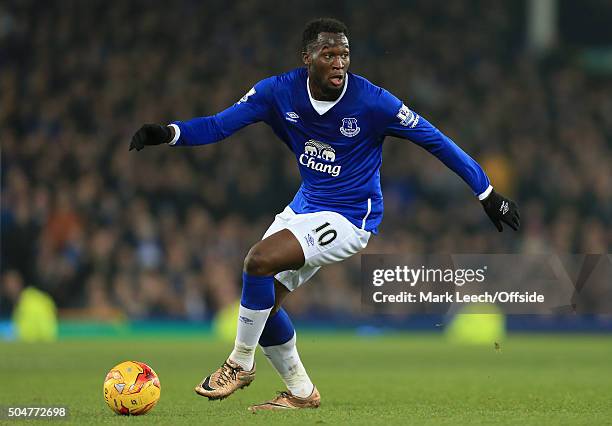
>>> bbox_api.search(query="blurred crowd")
[1,0,610,319]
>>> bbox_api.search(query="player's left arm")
[378,90,520,232]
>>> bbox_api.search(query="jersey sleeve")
[169,77,275,146]
[377,89,491,198]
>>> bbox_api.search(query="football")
[103,361,161,415]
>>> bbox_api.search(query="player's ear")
[302,51,310,65]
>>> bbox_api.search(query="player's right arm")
[129,77,274,151]
[375,88,520,232]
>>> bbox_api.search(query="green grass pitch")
[1,333,611,425]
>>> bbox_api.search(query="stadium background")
[1,1,612,424]
[1,0,611,327]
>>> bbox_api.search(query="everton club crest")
[340,117,360,137]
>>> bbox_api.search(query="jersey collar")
[306,75,348,116]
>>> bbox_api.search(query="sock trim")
[241,272,274,310]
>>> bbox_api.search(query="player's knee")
[243,244,274,276]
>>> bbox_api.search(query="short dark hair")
[302,18,349,53]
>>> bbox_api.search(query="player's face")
[303,32,350,100]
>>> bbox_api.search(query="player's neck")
[308,78,342,102]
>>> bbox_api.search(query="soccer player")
[129,18,520,411]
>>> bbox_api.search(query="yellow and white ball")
[103,361,161,415]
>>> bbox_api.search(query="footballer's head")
[302,18,350,100]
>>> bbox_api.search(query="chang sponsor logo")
[298,139,342,177]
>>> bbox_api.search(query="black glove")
[129,124,173,151]
[480,189,520,232]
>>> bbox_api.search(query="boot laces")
[216,362,239,386]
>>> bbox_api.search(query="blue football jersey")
[170,68,490,233]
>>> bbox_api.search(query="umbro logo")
[285,112,299,123]
[500,201,509,215]
[239,316,254,325]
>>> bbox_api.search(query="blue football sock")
[229,273,276,370]
[240,272,274,310]
[259,307,295,347]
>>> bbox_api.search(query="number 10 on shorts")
[314,222,337,246]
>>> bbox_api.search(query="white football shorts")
[261,206,371,291]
